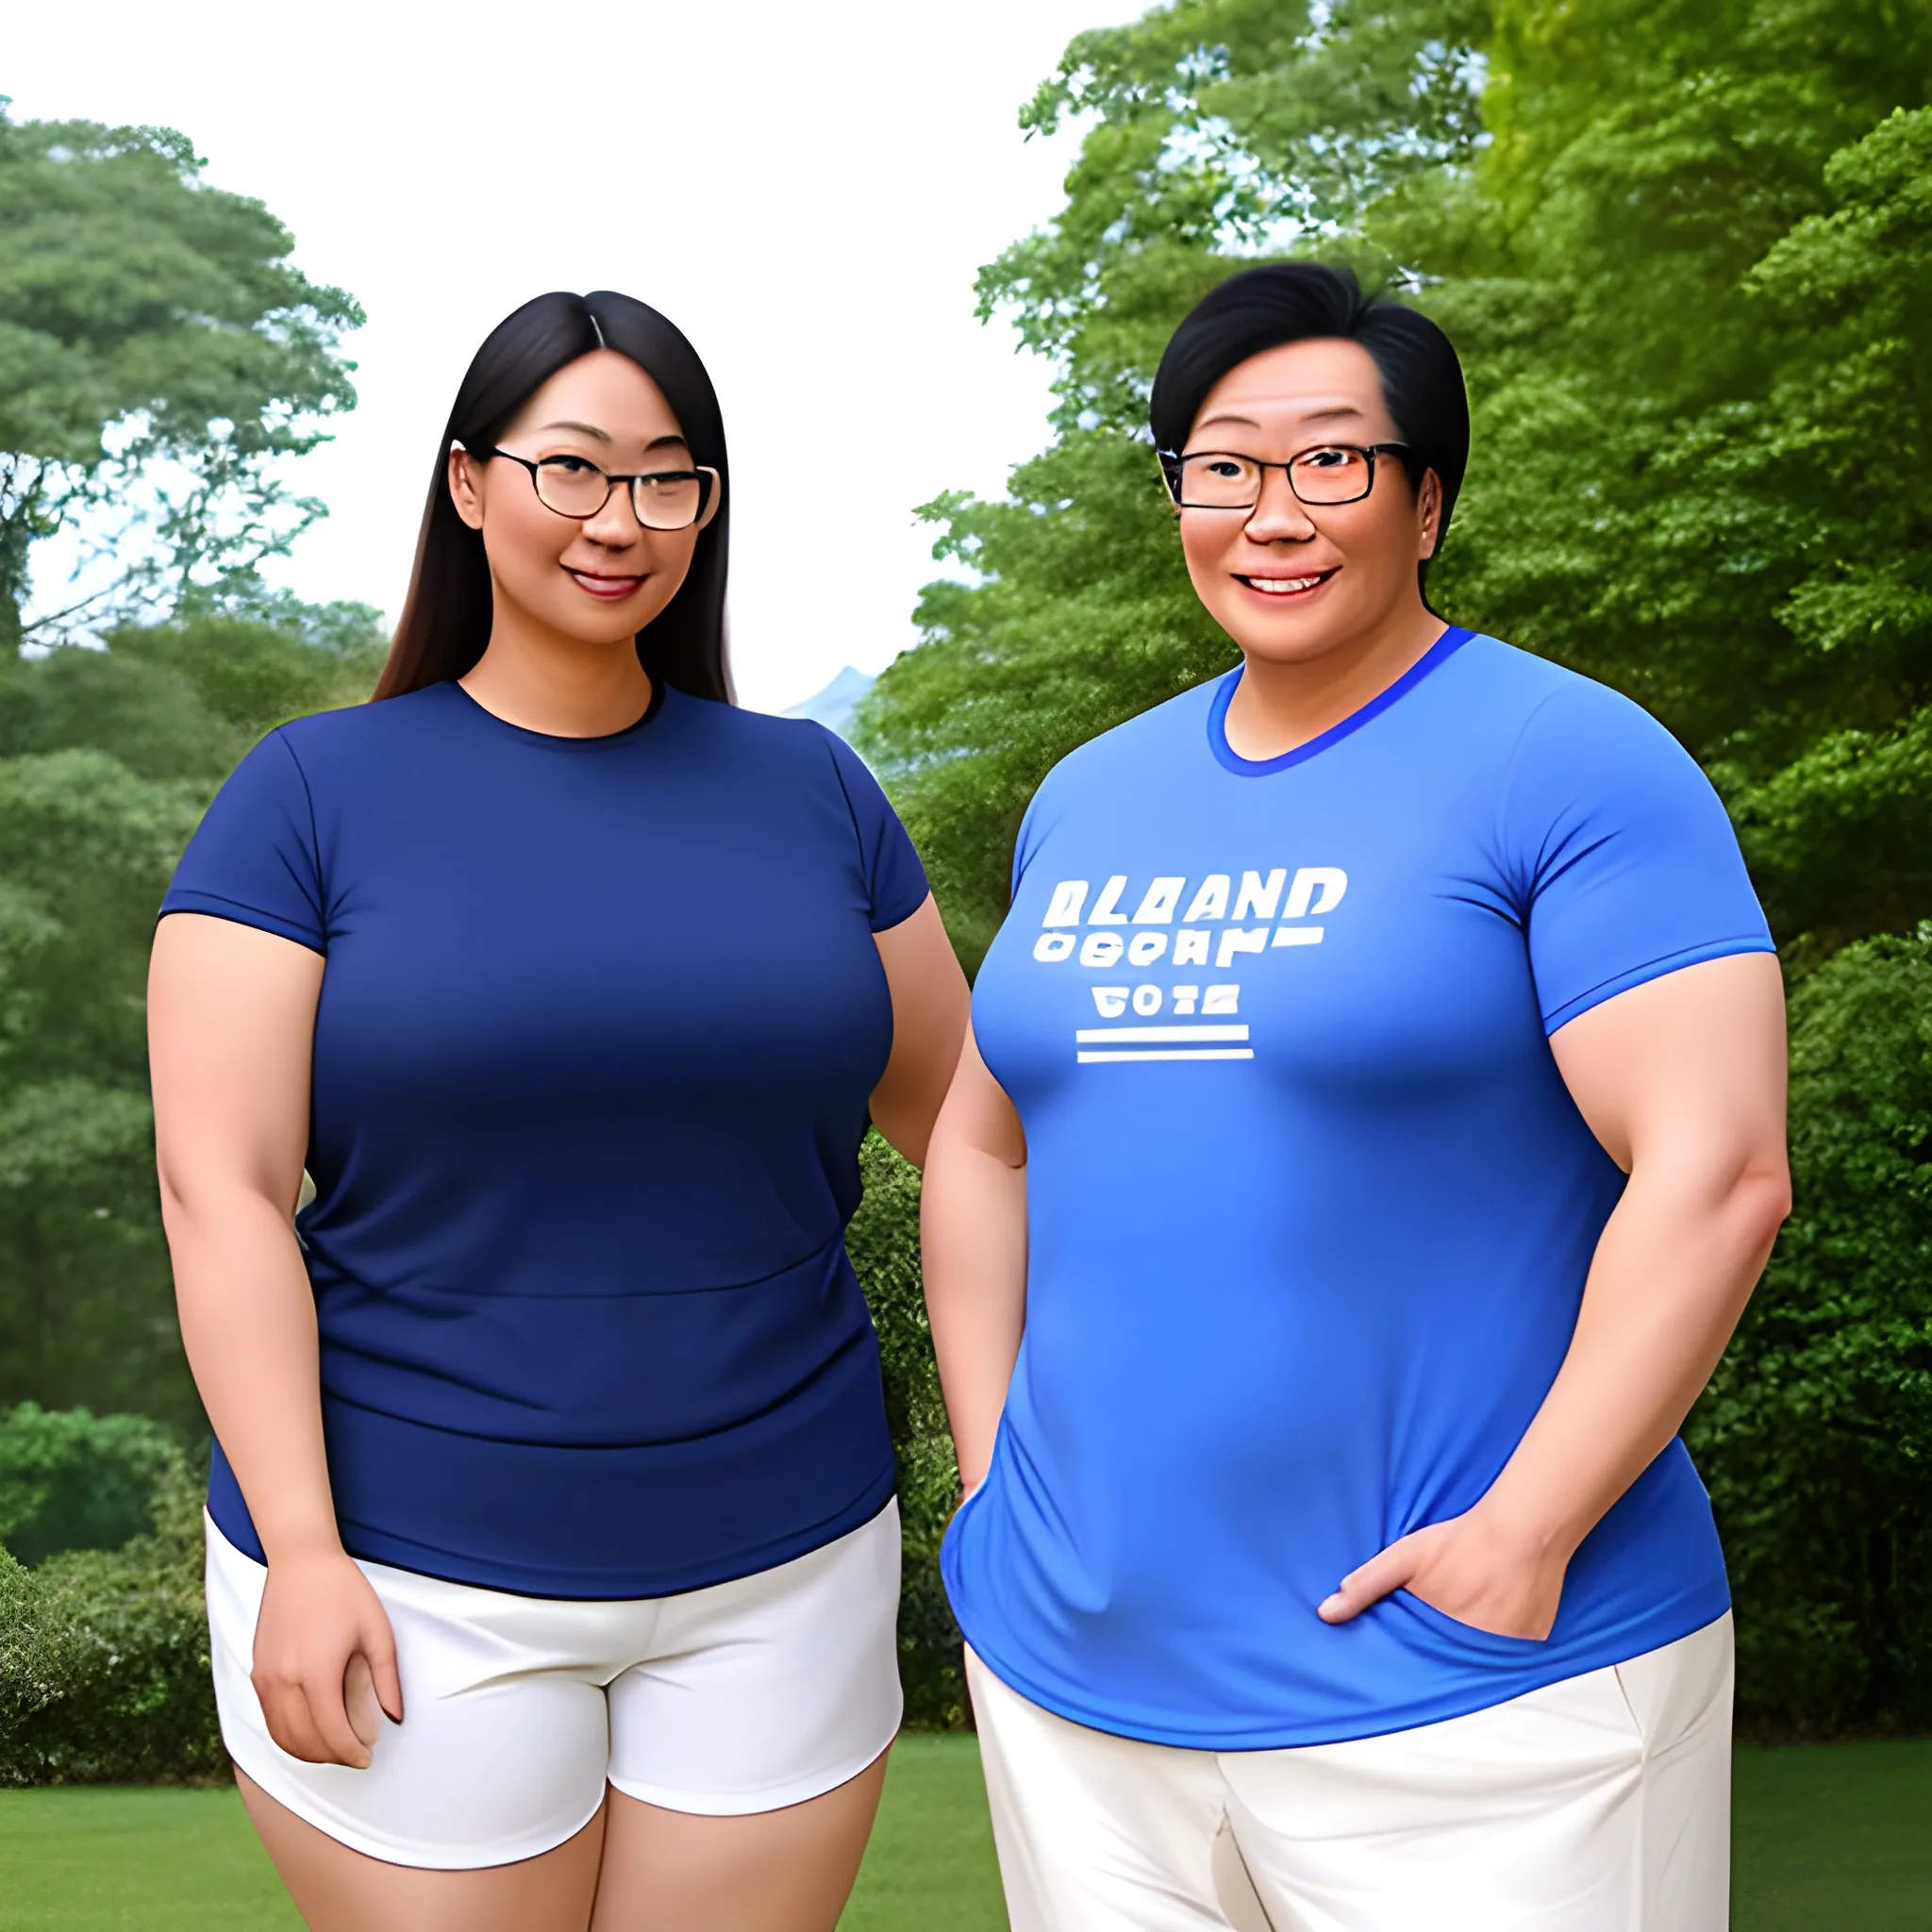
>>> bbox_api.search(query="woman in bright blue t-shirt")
[925,263,1789,1930]
[149,291,967,1931]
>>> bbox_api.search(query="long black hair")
[1149,263,1470,585]
[375,291,732,704]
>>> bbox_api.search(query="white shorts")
[206,1502,903,1870]
[968,1612,1733,1932]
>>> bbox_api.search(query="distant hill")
[781,665,874,741]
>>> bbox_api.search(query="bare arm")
[869,894,970,1171]
[921,1024,1028,1491]
[149,913,400,1763]
[1322,951,1790,1636]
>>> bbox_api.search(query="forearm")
[1485,1156,1788,1559]
[164,1187,341,1562]
[922,1137,1027,1491]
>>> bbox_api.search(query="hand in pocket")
[1316,1503,1569,1641]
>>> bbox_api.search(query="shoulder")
[266,685,456,776]
[1457,641,1738,873]
[1446,635,1686,763]
[1032,675,1228,806]
[677,700,891,810]
[672,692,851,767]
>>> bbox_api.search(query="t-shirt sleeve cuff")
[1541,935,1777,1035]
[869,882,932,934]
[158,891,327,956]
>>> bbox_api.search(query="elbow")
[1729,1150,1792,1259]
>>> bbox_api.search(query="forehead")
[503,350,685,447]
[1190,337,1395,443]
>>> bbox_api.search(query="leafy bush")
[846,1133,968,1728]
[1689,932,1932,1735]
[0,1403,187,1567]
[0,1448,222,1785]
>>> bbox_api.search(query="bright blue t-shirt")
[161,679,927,1599]
[943,628,1774,1748]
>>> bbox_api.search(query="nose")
[1242,466,1317,544]
[582,478,646,546]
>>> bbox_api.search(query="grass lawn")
[0,1736,1926,1928]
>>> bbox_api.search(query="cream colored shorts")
[968,1612,1734,1932]
[207,1502,902,1869]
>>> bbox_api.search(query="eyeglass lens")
[529,456,707,530]
[1177,447,1375,508]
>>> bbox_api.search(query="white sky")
[6,0,1149,711]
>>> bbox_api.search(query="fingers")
[305,1669,376,1770]
[253,1674,335,1764]
[343,1653,382,1753]
[251,1585,403,1768]
[1318,1536,1418,1624]
[367,1631,405,1726]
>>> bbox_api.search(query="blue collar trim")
[1207,625,1475,777]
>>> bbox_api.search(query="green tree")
[0,102,362,649]
[0,611,384,1434]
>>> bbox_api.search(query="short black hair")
[1150,262,1471,571]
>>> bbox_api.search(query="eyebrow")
[535,422,691,456]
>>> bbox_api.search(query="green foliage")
[1689,932,1932,1734]
[0,1446,221,1786]
[0,608,383,1434]
[0,100,363,643]
[0,1405,187,1569]
[845,1134,967,1726]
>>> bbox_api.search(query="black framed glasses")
[489,449,720,531]
[1159,442,1411,510]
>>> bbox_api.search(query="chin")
[1217,618,1353,667]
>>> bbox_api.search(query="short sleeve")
[159,729,327,953]
[823,731,928,932]
[1501,684,1774,1034]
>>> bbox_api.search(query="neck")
[1221,594,1446,761]
[460,606,654,739]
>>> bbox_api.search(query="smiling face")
[447,349,718,655]
[1175,337,1441,670]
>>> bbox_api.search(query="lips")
[1235,568,1338,598]
[567,569,646,601]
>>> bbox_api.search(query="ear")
[448,442,486,532]
[1417,470,1443,560]
[694,469,724,535]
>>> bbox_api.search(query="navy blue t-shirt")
[946,630,1774,1747]
[162,680,928,1598]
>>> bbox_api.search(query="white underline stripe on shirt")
[1076,1048,1257,1063]
[1073,1025,1251,1043]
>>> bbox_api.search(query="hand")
[1316,1503,1571,1641]
[251,1545,403,1767]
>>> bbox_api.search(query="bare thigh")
[237,1768,607,1932]
[589,1746,891,1932]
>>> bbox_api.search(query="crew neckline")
[1208,625,1474,776]
[444,673,670,748]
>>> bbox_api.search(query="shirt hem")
[948,1587,1735,1751]
[207,1466,899,1602]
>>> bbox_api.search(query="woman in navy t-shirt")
[148,291,967,1930]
